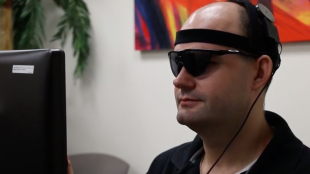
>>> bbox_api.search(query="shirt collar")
[171,111,305,173]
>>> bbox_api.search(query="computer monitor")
[0,49,67,174]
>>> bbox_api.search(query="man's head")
[172,2,274,133]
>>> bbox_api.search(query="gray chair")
[69,153,129,174]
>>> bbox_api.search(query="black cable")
[206,76,273,174]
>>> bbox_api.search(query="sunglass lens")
[191,51,212,76]
[169,50,212,77]
[169,52,179,77]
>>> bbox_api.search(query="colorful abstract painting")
[134,0,310,50]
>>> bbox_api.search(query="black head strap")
[175,29,251,52]
[233,0,262,52]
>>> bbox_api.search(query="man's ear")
[252,55,273,90]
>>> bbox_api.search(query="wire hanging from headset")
[204,1,282,172]
[206,75,273,174]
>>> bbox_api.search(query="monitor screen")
[0,49,67,174]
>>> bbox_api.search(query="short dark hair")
[227,0,273,91]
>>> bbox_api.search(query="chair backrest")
[69,153,129,174]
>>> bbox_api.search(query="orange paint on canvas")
[135,0,310,50]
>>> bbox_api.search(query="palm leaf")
[13,0,45,49]
[52,0,91,78]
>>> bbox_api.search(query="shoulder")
[146,142,191,174]
[294,144,310,173]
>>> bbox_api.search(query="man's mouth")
[179,98,201,106]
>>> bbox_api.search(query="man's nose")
[173,67,195,90]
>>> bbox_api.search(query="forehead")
[183,3,242,31]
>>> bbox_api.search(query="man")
[145,1,310,174]
[66,1,310,174]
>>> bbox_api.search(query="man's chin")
[176,114,210,134]
[176,113,203,127]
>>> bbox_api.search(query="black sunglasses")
[168,49,259,77]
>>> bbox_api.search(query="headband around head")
[174,0,281,72]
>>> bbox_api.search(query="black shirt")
[146,111,310,174]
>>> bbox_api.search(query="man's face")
[173,2,255,132]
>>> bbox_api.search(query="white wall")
[42,0,310,174]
